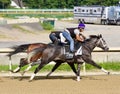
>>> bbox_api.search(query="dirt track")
[0,75,120,94]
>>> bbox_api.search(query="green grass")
[1,13,73,19]
[83,62,120,71]
[1,62,120,72]
[40,22,54,30]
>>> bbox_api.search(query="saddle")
[64,45,82,60]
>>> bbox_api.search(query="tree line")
[0,0,119,9]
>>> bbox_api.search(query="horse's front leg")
[67,63,77,76]
[29,61,48,82]
[76,63,81,81]
[46,62,62,77]
[84,57,110,75]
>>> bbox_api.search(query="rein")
[82,37,102,52]
[96,38,102,46]
[96,37,107,48]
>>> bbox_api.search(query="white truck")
[74,6,120,25]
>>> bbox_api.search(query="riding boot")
[53,39,59,45]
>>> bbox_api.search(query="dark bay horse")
[7,43,47,57]
[29,34,109,81]
[7,43,48,73]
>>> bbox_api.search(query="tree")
[22,0,120,9]
[0,0,10,9]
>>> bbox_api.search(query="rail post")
[9,56,12,71]
[83,62,86,75]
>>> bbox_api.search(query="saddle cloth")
[75,46,82,56]
[64,45,82,56]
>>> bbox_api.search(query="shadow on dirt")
[11,75,78,81]
[8,75,107,82]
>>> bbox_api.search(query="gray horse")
[29,34,109,81]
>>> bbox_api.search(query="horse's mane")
[84,35,99,42]
[89,35,98,38]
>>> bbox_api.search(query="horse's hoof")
[77,76,80,81]
[108,72,110,75]
[77,79,80,81]
[46,76,49,79]
[29,80,32,82]
[19,77,23,81]
[10,76,14,79]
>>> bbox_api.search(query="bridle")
[96,37,108,48]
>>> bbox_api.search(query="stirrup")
[65,52,74,59]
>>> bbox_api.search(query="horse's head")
[96,34,109,51]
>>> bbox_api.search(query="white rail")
[0,9,73,14]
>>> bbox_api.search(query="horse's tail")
[7,44,30,57]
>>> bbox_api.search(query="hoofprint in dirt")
[0,75,120,94]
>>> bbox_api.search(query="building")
[10,0,24,8]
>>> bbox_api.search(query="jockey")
[49,22,86,59]
[62,22,86,55]
[49,31,67,45]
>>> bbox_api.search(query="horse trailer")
[74,6,120,25]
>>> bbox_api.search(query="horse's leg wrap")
[13,67,20,73]
[29,61,47,81]
[29,73,36,81]
[101,68,109,74]
[77,76,80,81]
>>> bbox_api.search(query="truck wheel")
[116,21,120,25]
[104,20,109,25]
[101,20,104,25]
